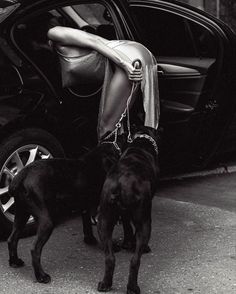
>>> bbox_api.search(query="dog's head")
[98,143,120,173]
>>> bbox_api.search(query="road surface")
[0,173,235,294]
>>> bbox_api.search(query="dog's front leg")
[97,212,116,292]
[8,206,30,268]
[31,212,53,283]
[127,218,152,294]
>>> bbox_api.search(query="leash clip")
[127,134,133,143]
[115,122,122,128]
[113,142,122,155]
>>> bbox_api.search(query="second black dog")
[7,144,119,283]
[97,128,159,294]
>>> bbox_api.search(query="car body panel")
[0,0,236,171]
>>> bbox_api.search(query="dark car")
[0,0,236,236]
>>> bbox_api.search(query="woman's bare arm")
[48,26,142,81]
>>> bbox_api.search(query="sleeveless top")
[54,40,160,131]
[55,47,106,87]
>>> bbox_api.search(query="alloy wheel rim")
[0,144,52,223]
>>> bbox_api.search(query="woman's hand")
[123,61,143,82]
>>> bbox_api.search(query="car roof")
[0,0,210,14]
[1,0,128,6]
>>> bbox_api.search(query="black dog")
[97,129,159,294]
[7,144,119,284]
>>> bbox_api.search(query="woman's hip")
[109,41,155,65]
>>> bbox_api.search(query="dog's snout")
[110,194,116,201]
[109,192,119,204]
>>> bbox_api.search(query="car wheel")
[0,128,65,238]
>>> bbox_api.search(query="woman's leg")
[99,65,139,139]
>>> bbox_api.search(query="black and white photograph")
[0,0,235,293]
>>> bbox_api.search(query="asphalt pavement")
[0,172,235,294]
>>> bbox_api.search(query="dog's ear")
[99,144,119,172]
[102,156,115,172]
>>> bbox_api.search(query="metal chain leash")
[101,59,142,153]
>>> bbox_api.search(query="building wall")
[179,0,203,9]
[219,0,236,32]
[179,0,236,32]
[204,1,216,16]
[189,0,204,10]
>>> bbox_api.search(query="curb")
[161,163,236,181]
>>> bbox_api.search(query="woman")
[47,15,159,145]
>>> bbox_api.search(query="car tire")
[0,128,65,239]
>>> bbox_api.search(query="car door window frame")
[129,3,219,59]
[10,1,125,96]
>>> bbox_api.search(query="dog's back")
[9,143,120,211]
[101,137,159,209]
[9,159,85,201]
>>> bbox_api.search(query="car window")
[72,3,110,26]
[12,2,117,91]
[70,3,117,39]
[13,2,117,57]
[0,2,20,23]
[188,21,218,58]
[130,6,218,58]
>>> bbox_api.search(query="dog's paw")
[127,284,141,294]
[84,235,97,246]
[112,240,122,252]
[142,244,151,254]
[9,258,25,268]
[36,273,51,284]
[97,281,112,292]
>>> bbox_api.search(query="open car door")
[129,2,229,170]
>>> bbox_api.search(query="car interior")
[127,4,221,163]
[12,2,219,114]
[130,6,219,124]
[12,3,117,96]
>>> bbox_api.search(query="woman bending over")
[47,23,159,143]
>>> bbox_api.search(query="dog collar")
[133,133,159,155]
